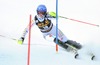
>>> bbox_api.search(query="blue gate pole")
[56,0,58,52]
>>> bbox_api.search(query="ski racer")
[18,4,82,51]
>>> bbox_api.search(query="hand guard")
[18,37,25,44]
[48,12,56,18]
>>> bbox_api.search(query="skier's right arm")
[17,17,35,44]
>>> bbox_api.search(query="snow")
[0,0,100,65]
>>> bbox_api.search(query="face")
[37,12,45,22]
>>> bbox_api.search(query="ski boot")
[65,40,82,49]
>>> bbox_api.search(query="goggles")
[37,11,46,15]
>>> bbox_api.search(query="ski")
[66,43,95,60]
[88,52,95,60]
[65,43,79,59]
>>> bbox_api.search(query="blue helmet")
[37,4,47,15]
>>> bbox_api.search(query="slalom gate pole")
[27,15,32,65]
[56,0,58,52]
[59,16,99,27]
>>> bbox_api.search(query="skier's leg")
[46,25,72,51]
[53,38,68,49]
[51,25,82,49]
[49,24,68,42]
[49,25,82,50]
[43,24,82,50]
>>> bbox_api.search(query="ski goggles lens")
[37,11,45,15]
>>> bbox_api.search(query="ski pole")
[0,35,17,41]
[59,16,99,27]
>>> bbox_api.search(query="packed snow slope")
[0,0,100,65]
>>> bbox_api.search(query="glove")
[48,12,56,18]
[18,37,25,44]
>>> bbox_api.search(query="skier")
[18,4,82,51]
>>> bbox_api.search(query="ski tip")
[91,55,95,60]
[74,54,79,59]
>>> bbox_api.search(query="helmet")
[37,4,47,15]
